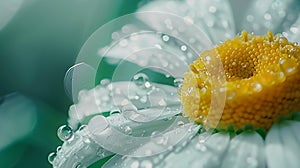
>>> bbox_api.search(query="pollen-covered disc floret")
[181,31,300,131]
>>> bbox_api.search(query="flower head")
[49,0,300,168]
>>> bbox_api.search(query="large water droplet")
[56,146,62,152]
[180,45,187,51]
[100,78,111,86]
[162,35,170,42]
[57,125,73,142]
[48,152,56,164]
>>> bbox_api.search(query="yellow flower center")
[180,31,300,131]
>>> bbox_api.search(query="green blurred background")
[0,0,143,167]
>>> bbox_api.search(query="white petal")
[220,131,265,168]
[240,0,300,34]
[67,81,181,129]
[97,14,211,78]
[52,126,113,168]
[160,132,230,168]
[89,114,199,157]
[138,0,236,43]
[265,120,300,168]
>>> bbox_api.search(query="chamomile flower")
[49,0,300,167]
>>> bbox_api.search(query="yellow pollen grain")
[180,30,300,131]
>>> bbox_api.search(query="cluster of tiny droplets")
[49,69,188,165]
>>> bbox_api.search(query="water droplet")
[247,15,254,22]
[251,82,262,92]
[48,152,56,164]
[57,125,73,142]
[227,91,235,100]
[162,35,170,42]
[264,13,272,20]
[208,6,217,13]
[139,96,148,103]
[196,143,207,152]
[279,58,297,76]
[56,146,62,152]
[133,73,150,88]
[155,135,168,145]
[181,45,187,51]
[177,121,185,127]
[124,126,133,135]
[140,160,153,168]
[119,39,128,47]
[131,161,140,168]
[173,78,183,89]
[78,125,87,131]
[100,79,110,86]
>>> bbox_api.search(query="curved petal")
[53,115,198,167]
[67,81,181,129]
[158,132,230,168]
[240,0,300,34]
[265,120,300,168]
[220,131,265,168]
[89,115,199,157]
[52,126,113,168]
[137,0,235,43]
[77,12,212,81]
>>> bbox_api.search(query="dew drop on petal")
[119,39,128,47]
[124,126,133,135]
[48,152,56,164]
[57,125,74,142]
[173,78,183,88]
[56,146,62,152]
[162,35,170,42]
[131,161,140,168]
[177,121,185,127]
[141,160,153,168]
[251,82,262,92]
[181,45,187,51]
[78,125,87,131]
[100,78,111,86]
[133,73,150,88]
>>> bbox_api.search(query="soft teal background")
[0,0,142,167]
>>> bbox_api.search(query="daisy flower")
[49,0,300,167]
